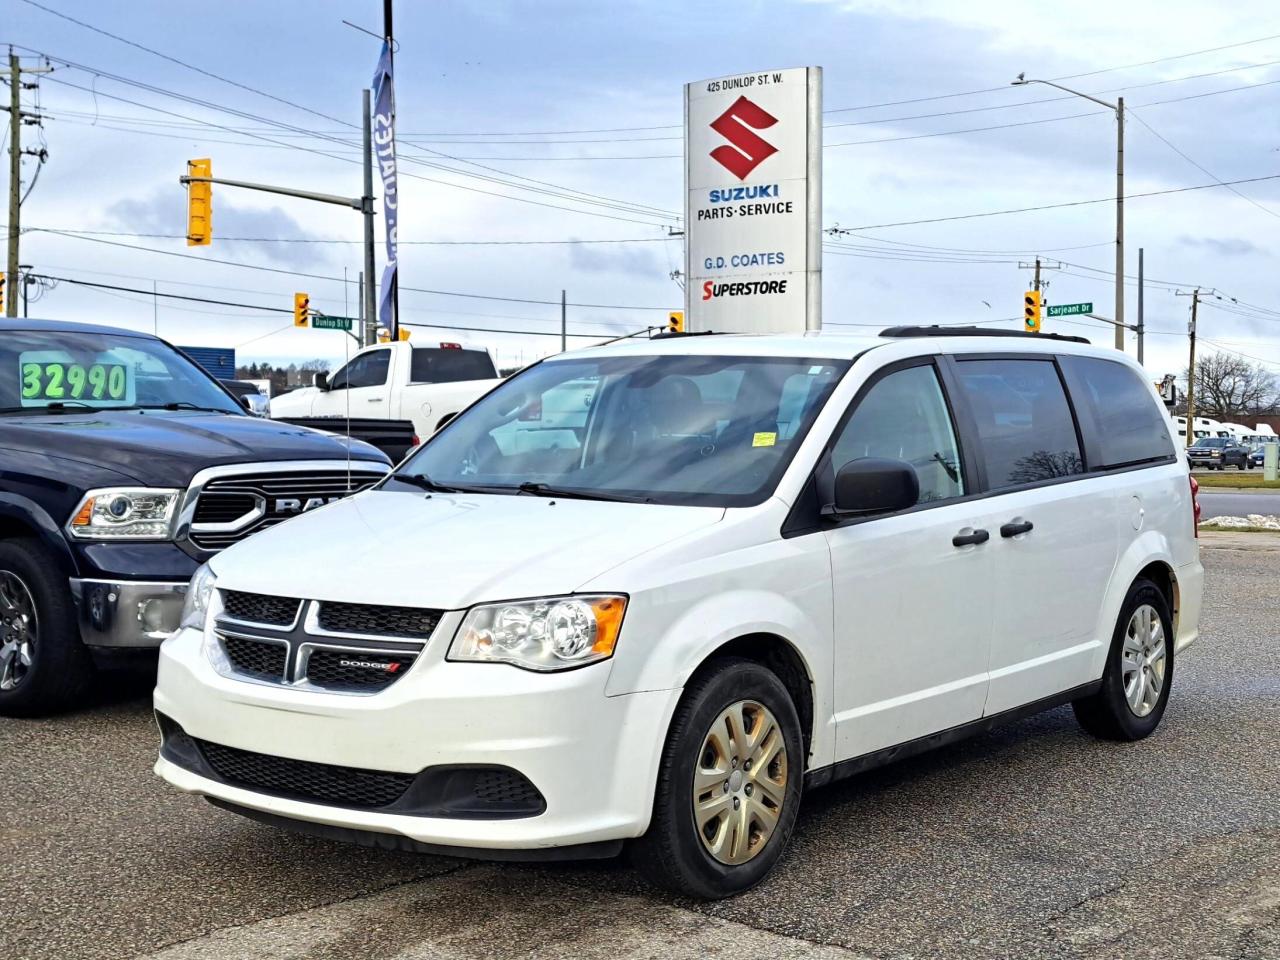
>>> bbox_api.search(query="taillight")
[1189,474,1201,538]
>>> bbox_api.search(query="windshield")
[0,329,242,414]
[1192,438,1227,448]
[395,353,849,506]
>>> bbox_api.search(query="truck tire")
[631,657,804,899]
[0,538,94,717]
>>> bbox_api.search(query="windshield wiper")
[515,481,650,503]
[128,402,232,413]
[388,473,475,494]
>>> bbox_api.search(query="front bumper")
[70,578,187,648]
[154,624,681,852]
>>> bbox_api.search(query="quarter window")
[1061,356,1175,467]
[830,364,965,503]
[954,359,1083,488]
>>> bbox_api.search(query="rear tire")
[0,538,94,717]
[631,657,804,899]
[1073,578,1173,741]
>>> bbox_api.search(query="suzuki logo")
[273,496,343,514]
[709,96,779,181]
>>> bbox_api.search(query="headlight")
[449,595,627,671]
[179,562,217,631]
[67,487,181,539]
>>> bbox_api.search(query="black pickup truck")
[0,318,392,716]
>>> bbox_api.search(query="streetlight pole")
[1013,76,1124,352]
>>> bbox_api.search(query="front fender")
[606,583,835,772]
[0,494,80,578]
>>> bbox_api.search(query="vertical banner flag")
[684,68,822,334]
[372,41,399,332]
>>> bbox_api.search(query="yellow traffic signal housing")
[186,158,212,247]
[397,327,411,341]
[1023,290,1042,333]
[293,292,310,327]
[668,310,684,334]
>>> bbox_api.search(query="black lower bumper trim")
[206,797,625,862]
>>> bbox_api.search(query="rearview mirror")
[315,372,330,391]
[829,458,919,516]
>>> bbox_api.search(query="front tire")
[1073,578,1173,741]
[631,657,804,899]
[0,538,94,717]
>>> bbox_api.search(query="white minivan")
[155,327,1204,899]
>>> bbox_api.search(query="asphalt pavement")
[1198,488,1280,519]
[3,536,1277,960]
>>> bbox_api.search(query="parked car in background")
[219,379,269,416]
[0,318,391,716]
[1187,436,1252,470]
[155,326,1202,899]
[267,341,503,440]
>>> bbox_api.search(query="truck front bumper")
[69,578,187,648]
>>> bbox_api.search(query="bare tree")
[1185,351,1279,419]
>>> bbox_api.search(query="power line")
[842,173,1280,230]
[26,226,672,246]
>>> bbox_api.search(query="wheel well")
[1137,561,1179,631]
[436,412,457,431]
[0,516,39,542]
[688,634,815,760]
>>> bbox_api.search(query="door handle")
[366,398,382,402]
[1000,520,1034,538]
[952,528,989,547]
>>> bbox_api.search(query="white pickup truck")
[269,341,504,439]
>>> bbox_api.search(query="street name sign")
[1046,302,1092,318]
[311,316,353,331]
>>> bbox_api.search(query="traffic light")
[0,272,5,314]
[667,310,684,334]
[293,292,310,327]
[186,158,212,247]
[1023,290,1042,333]
[397,327,411,341]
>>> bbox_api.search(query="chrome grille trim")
[176,460,389,554]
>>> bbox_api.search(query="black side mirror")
[829,457,919,516]
[315,372,330,391]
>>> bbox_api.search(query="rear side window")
[410,349,497,384]
[1061,356,1174,468]
[954,359,1083,489]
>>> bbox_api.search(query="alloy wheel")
[0,570,38,692]
[1121,603,1166,718]
[692,699,788,865]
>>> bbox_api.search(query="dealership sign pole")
[684,67,822,334]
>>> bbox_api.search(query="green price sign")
[19,360,133,407]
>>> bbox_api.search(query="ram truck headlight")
[450,595,627,671]
[179,562,218,631]
[67,487,181,539]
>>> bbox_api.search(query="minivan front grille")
[187,468,385,551]
[195,738,414,808]
[221,590,300,626]
[220,635,288,681]
[303,648,417,691]
[317,601,441,639]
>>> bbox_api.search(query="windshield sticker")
[18,354,136,408]
[752,431,777,447]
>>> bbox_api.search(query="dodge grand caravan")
[155,327,1203,899]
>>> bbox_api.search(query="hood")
[0,410,388,487]
[211,489,724,608]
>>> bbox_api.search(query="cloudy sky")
[5,0,1280,380]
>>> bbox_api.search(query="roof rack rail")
[879,325,1090,345]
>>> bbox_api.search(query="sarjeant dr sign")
[684,67,822,334]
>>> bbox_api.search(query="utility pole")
[1115,96,1125,352]
[560,290,567,352]
[5,51,51,317]
[1034,257,1041,292]
[1136,247,1144,366]
[1176,288,1211,449]
[361,89,377,346]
